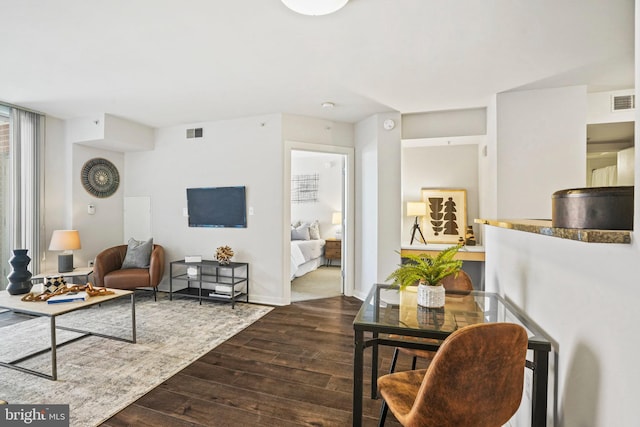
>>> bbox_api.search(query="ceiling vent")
[186,128,203,139]
[612,95,635,112]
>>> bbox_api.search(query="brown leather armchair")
[93,244,165,300]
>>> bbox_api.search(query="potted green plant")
[386,244,463,308]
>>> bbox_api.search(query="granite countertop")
[400,243,485,252]
[475,218,631,244]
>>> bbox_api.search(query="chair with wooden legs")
[387,270,474,374]
[378,322,528,427]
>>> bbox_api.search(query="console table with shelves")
[169,260,249,308]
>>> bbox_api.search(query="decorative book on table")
[47,291,89,304]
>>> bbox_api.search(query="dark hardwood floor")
[100,296,414,427]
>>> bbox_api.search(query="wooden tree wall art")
[421,189,467,244]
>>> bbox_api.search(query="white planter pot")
[417,283,445,308]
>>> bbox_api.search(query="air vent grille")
[612,95,635,111]
[186,128,203,139]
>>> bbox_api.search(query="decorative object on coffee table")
[44,276,66,294]
[215,246,234,265]
[6,249,33,295]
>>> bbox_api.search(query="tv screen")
[187,186,247,228]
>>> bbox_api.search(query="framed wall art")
[291,173,319,203]
[421,188,467,244]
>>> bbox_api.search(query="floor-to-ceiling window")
[0,105,10,283]
[0,103,44,289]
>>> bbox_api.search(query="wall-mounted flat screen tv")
[187,186,247,228]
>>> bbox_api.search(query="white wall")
[67,113,154,152]
[124,114,285,305]
[401,144,480,244]
[484,227,640,427]
[354,113,402,298]
[402,108,487,139]
[587,89,635,124]
[355,116,378,298]
[290,151,343,239]
[282,114,353,147]
[41,116,67,271]
[496,86,587,219]
[71,144,124,269]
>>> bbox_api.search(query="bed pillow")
[308,220,320,240]
[291,224,310,240]
[121,237,154,269]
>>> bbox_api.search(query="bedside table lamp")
[332,211,342,239]
[407,202,427,244]
[49,230,81,273]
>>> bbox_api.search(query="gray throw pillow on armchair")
[121,237,154,269]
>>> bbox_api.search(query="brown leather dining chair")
[378,322,529,427]
[388,270,474,373]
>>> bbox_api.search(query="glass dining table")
[352,283,552,427]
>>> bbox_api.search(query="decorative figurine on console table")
[465,225,476,246]
[215,246,234,265]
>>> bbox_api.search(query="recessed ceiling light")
[321,102,335,109]
[282,0,349,16]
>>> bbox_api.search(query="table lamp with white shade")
[332,211,342,239]
[49,230,81,273]
[407,202,427,244]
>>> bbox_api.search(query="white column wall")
[354,113,401,298]
[496,86,587,219]
[354,115,378,298]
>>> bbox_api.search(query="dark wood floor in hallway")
[101,296,407,427]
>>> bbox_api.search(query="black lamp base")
[410,216,427,244]
[58,254,74,273]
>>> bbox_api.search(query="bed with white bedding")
[290,238,326,279]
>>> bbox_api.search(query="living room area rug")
[0,293,272,426]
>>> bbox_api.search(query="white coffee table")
[0,288,135,380]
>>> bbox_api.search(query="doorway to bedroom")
[290,150,345,302]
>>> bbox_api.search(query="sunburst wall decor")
[81,158,120,198]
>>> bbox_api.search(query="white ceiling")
[0,0,634,128]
